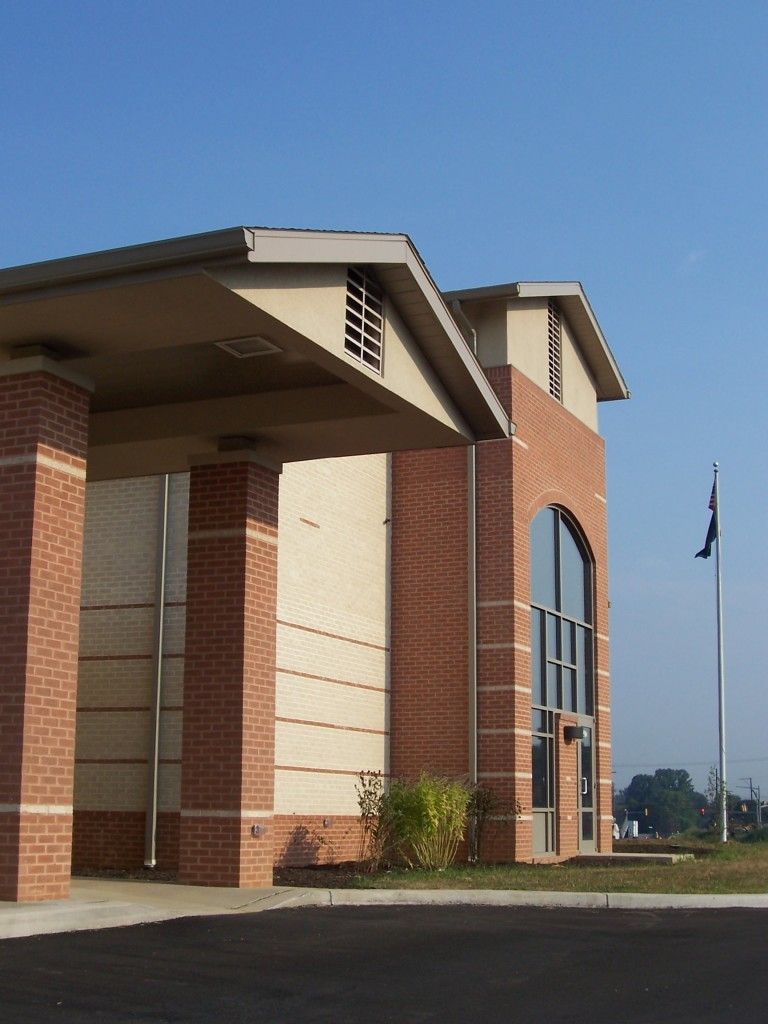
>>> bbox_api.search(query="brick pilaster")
[0,369,90,901]
[178,458,278,887]
[390,447,469,780]
[555,714,580,858]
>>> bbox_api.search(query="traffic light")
[700,807,706,817]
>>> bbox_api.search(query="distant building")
[0,229,628,901]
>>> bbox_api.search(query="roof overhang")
[0,228,511,479]
[445,280,629,402]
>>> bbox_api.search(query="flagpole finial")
[713,461,719,472]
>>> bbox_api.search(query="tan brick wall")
[74,453,390,872]
[275,454,390,829]
[73,473,187,870]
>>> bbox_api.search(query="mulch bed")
[273,864,368,888]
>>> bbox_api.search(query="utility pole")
[741,777,762,828]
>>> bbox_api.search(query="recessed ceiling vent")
[215,335,282,358]
[345,266,383,373]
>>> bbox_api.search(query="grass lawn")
[349,838,768,895]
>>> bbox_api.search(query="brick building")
[0,229,627,901]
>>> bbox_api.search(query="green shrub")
[737,826,768,844]
[384,774,470,870]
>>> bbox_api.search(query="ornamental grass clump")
[386,774,470,870]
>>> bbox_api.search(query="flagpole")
[713,462,727,843]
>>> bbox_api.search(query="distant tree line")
[614,768,709,836]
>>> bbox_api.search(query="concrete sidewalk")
[2,878,768,939]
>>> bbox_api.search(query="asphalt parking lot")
[1,905,766,1023]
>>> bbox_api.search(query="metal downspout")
[452,301,478,785]
[466,445,478,786]
[144,474,170,868]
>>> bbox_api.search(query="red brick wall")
[72,811,180,873]
[178,459,278,886]
[390,447,469,779]
[390,365,611,864]
[272,814,362,867]
[491,366,611,856]
[0,371,90,900]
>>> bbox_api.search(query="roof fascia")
[0,227,254,297]
[0,226,511,439]
[445,280,629,402]
[245,230,511,439]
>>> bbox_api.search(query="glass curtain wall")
[530,506,594,853]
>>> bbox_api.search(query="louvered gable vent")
[345,266,384,373]
[547,300,562,403]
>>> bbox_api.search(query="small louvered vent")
[215,335,281,358]
[345,266,383,373]
[547,301,562,403]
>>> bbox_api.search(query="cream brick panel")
[158,763,181,812]
[275,769,363,816]
[77,660,153,708]
[277,454,390,649]
[159,709,182,761]
[277,673,388,733]
[76,711,149,761]
[276,624,387,690]
[74,759,180,813]
[79,606,154,658]
[161,604,186,657]
[165,473,189,604]
[159,658,184,706]
[74,763,145,812]
[276,721,386,775]
[82,477,160,606]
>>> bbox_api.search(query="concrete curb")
[3,886,768,940]
[286,889,768,911]
[0,902,179,940]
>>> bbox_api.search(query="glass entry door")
[578,725,595,852]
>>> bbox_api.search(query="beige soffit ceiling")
[0,227,511,442]
[444,280,630,402]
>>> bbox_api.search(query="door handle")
[581,777,588,796]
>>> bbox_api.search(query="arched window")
[530,506,593,716]
[530,507,596,851]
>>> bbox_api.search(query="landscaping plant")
[355,770,392,872]
[385,774,470,870]
[466,784,497,864]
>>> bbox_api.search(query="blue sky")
[3,1,767,795]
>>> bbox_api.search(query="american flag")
[707,481,716,512]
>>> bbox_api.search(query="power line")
[614,756,768,769]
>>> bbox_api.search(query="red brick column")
[474,430,532,862]
[179,456,278,887]
[0,368,90,901]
